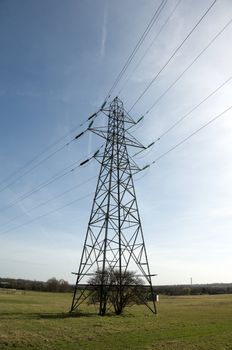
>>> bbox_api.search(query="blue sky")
[0,0,231,285]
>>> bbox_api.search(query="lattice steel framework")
[70,97,156,315]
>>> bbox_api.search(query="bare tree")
[88,269,146,315]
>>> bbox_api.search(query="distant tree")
[182,287,191,295]
[45,278,70,292]
[58,279,69,292]
[46,277,59,292]
[88,269,146,315]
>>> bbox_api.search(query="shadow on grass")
[38,311,97,319]
[39,310,124,319]
[0,310,128,320]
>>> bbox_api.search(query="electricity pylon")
[70,97,156,315]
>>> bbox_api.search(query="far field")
[0,290,232,350]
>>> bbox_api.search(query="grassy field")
[0,291,232,350]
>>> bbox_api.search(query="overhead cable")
[0,192,94,236]
[0,175,97,229]
[129,0,217,112]
[134,75,232,157]
[143,17,232,117]
[0,111,100,193]
[118,0,182,96]
[0,145,102,214]
[105,0,169,101]
[139,104,232,170]
[0,142,70,194]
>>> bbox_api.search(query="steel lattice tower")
[70,97,156,315]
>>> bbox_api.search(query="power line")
[0,175,97,229]
[118,0,182,96]
[157,77,232,139]
[129,0,217,112]
[0,111,99,193]
[0,192,95,236]
[105,0,169,100]
[0,1,174,195]
[0,164,80,214]
[139,104,232,170]
[127,16,232,133]
[0,142,70,194]
[135,75,232,157]
[143,17,232,117]
[0,145,102,214]
[10,104,228,237]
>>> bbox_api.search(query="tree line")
[155,283,232,296]
[0,277,231,295]
[0,277,71,292]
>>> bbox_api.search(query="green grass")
[0,291,232,349]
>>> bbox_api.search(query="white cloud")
[100,2,108,58]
